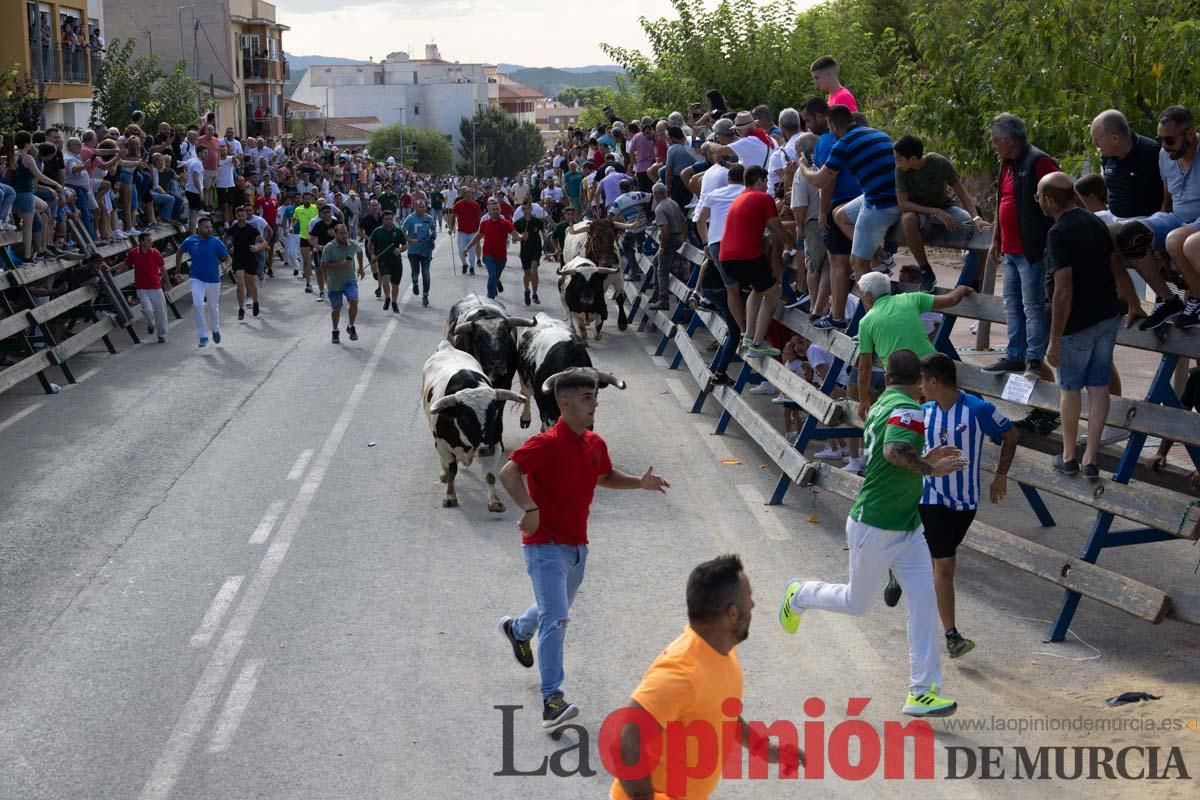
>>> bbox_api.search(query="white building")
[289,44,541,150]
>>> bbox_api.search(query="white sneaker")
[814,445,842,459]
[841,457,865,474]
[750,382,777,395]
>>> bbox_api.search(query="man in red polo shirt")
[128,231,171,343]
[719,165,788,358]
[465,197,520,299]
[448,186,483,275]
[498,368,669,731]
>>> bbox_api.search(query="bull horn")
[495,390,526,405]
[429,393,460,413]
[595,266,620,274]
[568,222,589,235]
[506,316,537,327]
[596,371,627,390]
[451,320,476,337]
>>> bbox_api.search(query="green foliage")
[557,87,611,107]
[90,38,199,131]
[0,65,45,132]
[288,116,306,142]
[368,124,454,175]
[600,0,1200,175]
[456,107,545,178]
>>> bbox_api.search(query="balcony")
[241,55,288,82]
[27,37,99,85]
[246,110,283,138]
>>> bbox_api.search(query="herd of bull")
[418,219,637,512]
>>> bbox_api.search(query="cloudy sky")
[278,0,779,67]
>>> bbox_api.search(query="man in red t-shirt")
[719,165,789,357]
[254,185,279,272]
[497,368,669,731]
[466,197,521,299]
[449,187,483,274]
[127,231,171,343]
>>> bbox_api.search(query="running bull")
[558,218,631,344]
[445,294,536,390]
[516,312,626,430]
[422,341,525,511]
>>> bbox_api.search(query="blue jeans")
[151,191,176,223]
[622,231,644,274]
[1002,253,1048,363]
[512,543,588,700]
[76,200,94,240]
[409,253,431,294]
[483,255,505,298]
[0,182,14,222]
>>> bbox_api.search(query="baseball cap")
[712,118,736,136]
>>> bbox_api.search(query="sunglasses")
[1158,127,1193,147]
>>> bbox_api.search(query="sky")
[278,0,797,67]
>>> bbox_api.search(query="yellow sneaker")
[903,684,958,717]
[778,580,804,635]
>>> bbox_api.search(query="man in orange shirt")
[608,555,800,799]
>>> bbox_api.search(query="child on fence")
[770,336,810,443]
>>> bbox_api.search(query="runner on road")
[358,199,384,297]
[308,205,339,302]
[778,349,967,718]
[465,197,520,299]
[449,187,482,275]
[497,368,670,731]
[176,216,230,348]
[224,205,265,320]
[514,197,547,306]
[369,209,407,312]
[293,192,320,288]
[402,198,436,307]
[128,231,171,343]
[321,223,364,344]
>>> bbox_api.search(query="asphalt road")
[0,234,1197,799]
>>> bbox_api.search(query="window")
[240,34,260,55]
[414,104,420,116]
[374,72,384,85]
[412,72,418,85]
[267,37,279,60]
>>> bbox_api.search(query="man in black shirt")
[225,205,265,319]
[1038,172,1138,480]
[308,205,339,302]
[358,198,385,297]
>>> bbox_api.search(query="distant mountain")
[507,67,623,99]
[498,63,622,75]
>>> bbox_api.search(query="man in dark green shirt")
[369,209,408,312]
[430,188,446,231]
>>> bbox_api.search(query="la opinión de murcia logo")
[494,699,1193,785]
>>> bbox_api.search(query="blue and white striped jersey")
[922,391,1012,510]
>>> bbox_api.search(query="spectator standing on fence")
[779,348,967,718]
[788,132,826,313]
[497,369,669,732]
[1038,172,1132,480]
[128,231,171,344]
[720,165,788,358]
[984,113,1059,383]
[811,55,857,112]
[176,217,230,348]
[321,223,364,344]
[608,180,653,281]
[893,136,985,292]
[918,353,1019,658]
[650,182,685,311]
[183,147,206,235]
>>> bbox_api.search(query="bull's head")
[429,387,525,452]
[583,218,619,269]
[451,315,536,385]
[557,257,618,308]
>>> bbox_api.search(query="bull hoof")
[595,330,603,341]
[488,500,506,513]
[442,496,459,508]
[439,473,448,484]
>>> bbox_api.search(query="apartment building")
[2,1,105,128]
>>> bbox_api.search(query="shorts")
[379,259,403,279]
[203,169,217,190]
[848,366,886,393]
[802,218,828,276]
[823,202,852,255]
[1134,211,1187,251]
[707,241,736,287]
[15,191,35,215]
[327,281,359,309]
[185,191,204,211]
[233,259,257,273]
[918,205,974,231]
[118,169,134,186]
[721,255,776,292]
[216,186,237,206]
[919,504,977,559]
[1057,314,1120,390]
[839,195,901,261]
[520,257,540,271]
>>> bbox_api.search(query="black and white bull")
[422,341,525,511]
[558,218,630,343]
[516,312,626,430]
[445,294,536,390]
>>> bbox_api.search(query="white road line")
[138,315,402,800]
[665,377,693,408]
[247,500,286,545]
[285,449,313,481]
[206,658,265,754]
[188,577,244,648]
[735,484,790,542]
[694,422,734,461]
[74,367,102,383]
[0,404,43,435]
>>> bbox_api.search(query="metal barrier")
[617,228,1198,638]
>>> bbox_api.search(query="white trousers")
[189,278,221,339]
[136,288,169,338]
[456,232,478,268]
[284,233,300,269]
[792,517,942,693]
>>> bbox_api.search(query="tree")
[367,124,454,175]
[0,66,45,132]
[456,107,545,179]
[90,38,199,131]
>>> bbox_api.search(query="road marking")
[138,314,402,800]
[0,404,42,435]
[74,367,102,383]
[206,658,265,754]
[285,449,313,481]
[694,422,734,461]
[189,577,244,648]
[735,484,790,542]
[248,500,285,545]
[665,377,693,408]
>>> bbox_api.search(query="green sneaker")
[746,343,782,358]
[903,684,958,717]
[739,334,753,351]
[778,580,804,635]
[946,630,975,659]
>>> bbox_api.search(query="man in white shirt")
[767,108,804,196]
[696,163,746,287]
[788,132,825,312]
[222,128,243,157]
[184,150,207,234]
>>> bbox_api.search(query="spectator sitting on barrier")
[1150,366,1199,473]
[1075,174,1116,224]
[893,135,986,293]
[1038,172,1135,479]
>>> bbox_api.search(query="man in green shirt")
[893,135,985,291]
[321,223,364,344]
[368,209,408,312]
[779,349,967,718]
[377,185,399,215]
[293,192,320,291]
[855,272,974,422]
